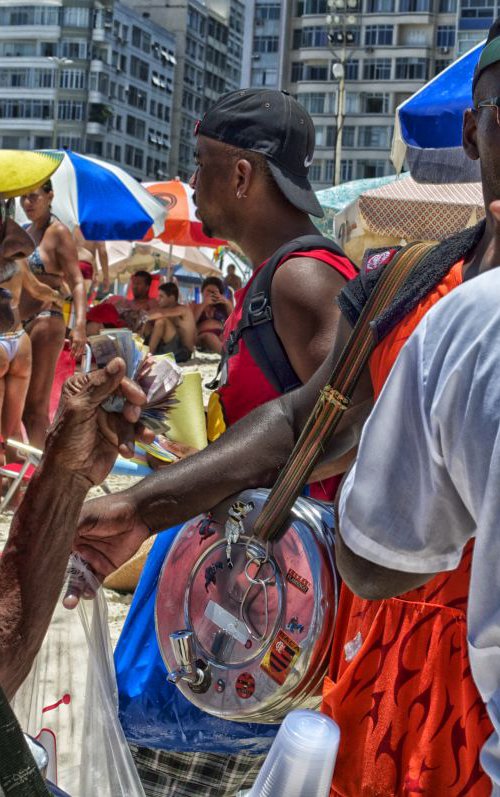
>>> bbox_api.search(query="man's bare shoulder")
[271,254,348,305]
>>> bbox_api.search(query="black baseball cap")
[472,17,500,95]
[196,88,324,218]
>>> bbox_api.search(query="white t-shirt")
[339,268,500,793]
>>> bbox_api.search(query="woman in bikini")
[0,259,62,471]
[19,180,87,447]
[190,277,233,354]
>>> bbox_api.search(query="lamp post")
[47,56,73,148]
[326,0,359,186]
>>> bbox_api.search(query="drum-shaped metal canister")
[155,489,338,723]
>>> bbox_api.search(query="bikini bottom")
[23,309,64,329]
[0,329,26,363]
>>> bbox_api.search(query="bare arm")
[272,257,350,382]
[0,359,146,698]
[0,462,88,697]
[54,224,87,354]
[76,313,374,578]
[19,259,63,306]
[96,242,109,288]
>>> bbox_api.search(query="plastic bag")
[12,556,145,797]
[115,528,279,755]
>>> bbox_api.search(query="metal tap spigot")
[167,630,206,686]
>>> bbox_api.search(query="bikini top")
[23,221,61,283]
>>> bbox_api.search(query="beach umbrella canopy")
[143,180,227,247]
[106,240,222,280]
[17,150,166,240]
[392,42,484,183]
[335,174,484,263]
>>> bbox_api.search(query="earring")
[236,191,247,199]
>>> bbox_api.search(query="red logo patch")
[365,248,397,272]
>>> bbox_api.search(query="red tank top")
[207,249,356,499]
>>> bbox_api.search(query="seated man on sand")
[146,282,195,363]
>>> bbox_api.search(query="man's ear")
[463,109,479,161]
[234,158,252,198]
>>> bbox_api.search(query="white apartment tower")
[0,0,177,180]
[243,0,490,187]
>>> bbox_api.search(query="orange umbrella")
[143,180,227,247]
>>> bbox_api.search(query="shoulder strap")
[252,240,437,542]
[232,235,351,395]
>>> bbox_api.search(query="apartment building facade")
[0,0,177,181]
[128,0,245,181]
[242,0,490,188]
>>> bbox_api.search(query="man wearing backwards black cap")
[75,33,500,794]
[110,89,356,797]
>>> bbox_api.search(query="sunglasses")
[474,96,500,125]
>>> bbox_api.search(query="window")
[309,163,322,182]
[361,93,390,113]
[291,62,303,82]
[457,31,485,54]
[115,145,122,161]
[252,67,278,86]
[358,125,392,148]
[61,40,87,59]
[356,159,387,178]
[345,92,360,113]
[342,126,356,147]
[314,124,335,147]
[57,136,81,150]
[399,0,431,9]
[296,0,327,13]
[253,35,279,52]
[0,99,53,119]
[363,58,391,80]
[365,25,393,46]
[395,57,428,80]
[0,6,60,26]
[0,41,38,57]
[256,3,281,19]
[325,159,334,183]
[439,0,457,10]
[435,59,452,75]
[126,115,146,139]
[366,0,394,11]
[437,26,455,48]
[60,69,87,90]
[298,26,329,48]
[461,0,494,17]
[63,8,90,27]
[341,160,354,182]
[128,86,147,111]
[345,60,359,80]
[130,56,149,81]
[125,145,144,171]
[292,63,330,81]
[298,91,334,114]
[58,101,85,121]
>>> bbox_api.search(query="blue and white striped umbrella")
[392,41,485,183]
[20,150,166,241]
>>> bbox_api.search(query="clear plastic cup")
[244,709,340,797]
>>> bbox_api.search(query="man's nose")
[0,219,35,261]
[189,169,198,191]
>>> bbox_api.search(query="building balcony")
[92,27,108,43]
[0,118,53,131]
[86,121,106,136]
[1,25,60,39]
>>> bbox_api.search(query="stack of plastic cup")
[241,709,340,797]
